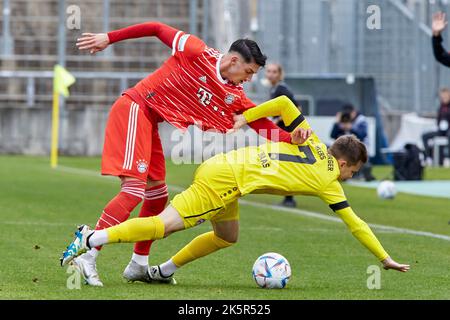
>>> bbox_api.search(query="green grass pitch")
[0,155,449,299]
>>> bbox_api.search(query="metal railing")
[256,0,450,113]
[0,70,149,107]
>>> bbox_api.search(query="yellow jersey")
[225,134,348,211]
[222,96,389,261]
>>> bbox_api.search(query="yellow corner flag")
[51,65,76,168]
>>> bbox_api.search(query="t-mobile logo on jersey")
[197,87,213,106]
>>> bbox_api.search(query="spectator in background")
[432,12,450,67]
[430,12,450,167]
[330,104,375,181]
[265,63,299,208]
[265,63,300,128]
[422,88,450,166]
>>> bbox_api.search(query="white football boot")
[148,265,177,285]
[72,254,104,287]
[122,260,152,283]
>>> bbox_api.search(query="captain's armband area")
[329,201,350,212]
[284,114,306,132]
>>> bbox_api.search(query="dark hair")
[341,103,355,114]
[329,135,368,166]
[229,39,267,67]
[340,113,352,123]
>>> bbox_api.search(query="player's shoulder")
[203,46,222,59]
[194,45,221,66]
[173,33,207,58]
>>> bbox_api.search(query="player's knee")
[146,179,166,188]
[212,221,239,245]
[118,178,146,206]
[226,237,238,245]
[160,205,185,237]
[214,233,238,247]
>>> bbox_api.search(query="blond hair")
[267,63,285,81]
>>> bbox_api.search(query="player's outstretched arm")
[235,95,307,144]
[76,22,179,54]
[241,95,310,130]
[233,115,311,144]
[233,95,313,144]
[245,118,297,144]
[336,206,410,273]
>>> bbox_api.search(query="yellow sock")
[171,231,233,267]
[106,216,164,244]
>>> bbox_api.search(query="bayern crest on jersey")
[136,159,149,174]
[224,94,235,104]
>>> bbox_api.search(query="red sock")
[94,180,146,250]
[133,184,169,256]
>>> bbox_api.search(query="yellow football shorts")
[171,154,241,229]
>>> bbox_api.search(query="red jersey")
[108,22,291,142]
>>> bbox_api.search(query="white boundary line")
[55,166,450,242]
[239,200,450,242]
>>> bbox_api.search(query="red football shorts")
[101,95,166,182]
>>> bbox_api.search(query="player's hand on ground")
[291,127,312,145]
[432,12,448,36]
[382,256,410,272]
[76,33,110,54]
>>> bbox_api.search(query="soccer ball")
[252,252,291,289]
[377,180,397,199]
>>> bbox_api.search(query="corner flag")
[54,65,76,97]
[51,65,76,168]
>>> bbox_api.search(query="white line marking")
[55,166,450,242]
[238,200,450,242]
